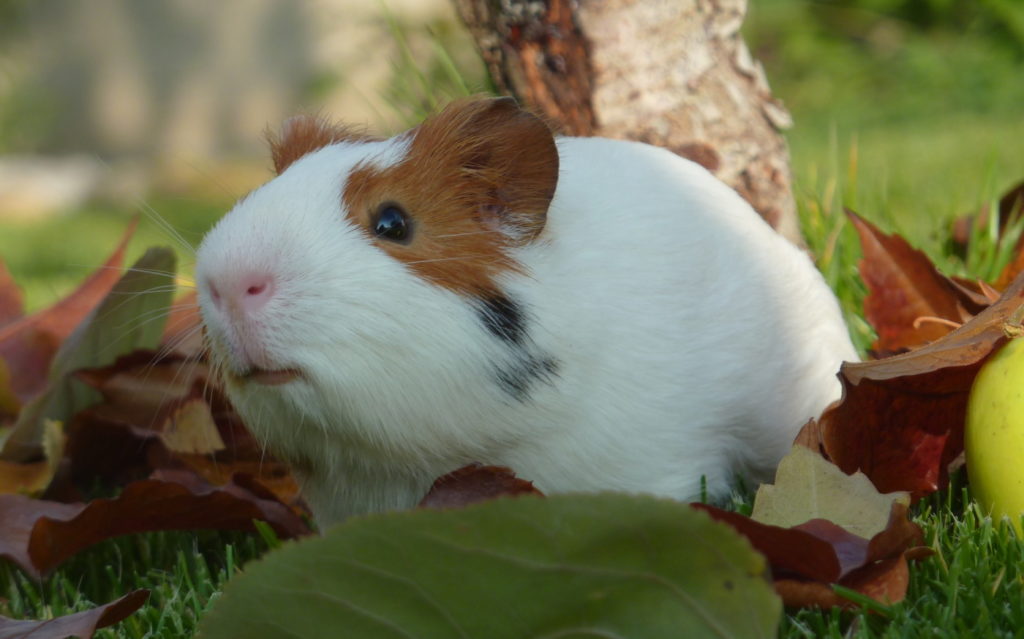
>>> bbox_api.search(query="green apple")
[966,336,1024,534]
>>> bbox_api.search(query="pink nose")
[207,272,276,315]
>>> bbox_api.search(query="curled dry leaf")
[67,351,303,510]
[0,260,23,327]
[752,445,909,540]
[0,469,310,579]
[848,209,983,355]
[802,272,1024,497]
[419,464,544,509]
[0,589,149,639]
[1,246,175,464]
[160,290,204,357]
[0,219,137,405]
[693,446,928,608]
[0,420,63,495]
[694,501,927,608]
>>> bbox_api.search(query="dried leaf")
[160,290,204,357]
[1,248,176,463]
[0,220,136,404]
[694,500,925,608]
[815,272,1024,496]
[419,464,543,509]
[0,590,149,639]
[752,446,909,539]
[0,421,63,495]
[849,210,978,353]
[0,469,310,579]
[0,358,19,418]
[159,399,224,455]
[0,260,23,329]
[66,351,303,510]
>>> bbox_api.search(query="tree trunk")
[453,0,803,245]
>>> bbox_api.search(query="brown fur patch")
[268,115,378,175]
[342,97,559,296]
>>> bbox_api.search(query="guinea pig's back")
[502,136,857,497]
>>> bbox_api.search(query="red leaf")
[814,273,1024,496]
[0,220,136,403]
[0,261,24,329]
[0,590,149,639]
[160,290,204,357]
[0,470,310,578]
[849,210,979,354]
[419,464,543,509]
[695,501,925,608]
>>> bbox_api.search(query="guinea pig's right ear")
[267,115,377,175]
[416,97,560,243]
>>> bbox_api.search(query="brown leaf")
[774,556,908,609]
[66,351,303,510]
[161,290,204,357]
[694,500,925,609]
[419,464,543,509]
[0,260,23,329]
[0,219,136,404]
[0,469,310,578]
[0,421,63,495]
[849,209,979,354]
[693,504,843,583]
[0,590,149,639]
[817,273,1024,496]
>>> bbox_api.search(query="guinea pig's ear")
[420,97,559,243]
[267,115,377,175]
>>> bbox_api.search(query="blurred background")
[0,0,1022,311]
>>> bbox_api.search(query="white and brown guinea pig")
[195,96,857,526]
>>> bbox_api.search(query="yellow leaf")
[751,445,910,539]
[161,399,225,455]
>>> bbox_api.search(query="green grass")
[0,531,268,638]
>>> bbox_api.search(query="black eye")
[372,204,411,243]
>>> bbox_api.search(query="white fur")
[196,133,858,526]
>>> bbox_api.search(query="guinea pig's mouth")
[232,367,304,386]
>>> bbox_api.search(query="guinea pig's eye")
[372,204,412,243]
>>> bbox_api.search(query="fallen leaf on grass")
[0,420,63,495]
[0,589,149,639]
[0,260,23,328]
[199,494,782,639]
[1,247,176,463]
[0,220,137,405]
[695,501,926,608]
[693,445,929,608]
[0,359,18,418]
[802,272,1024,496]
[849,210,983,354]
[752,445,909,539]
[419,464,543,509]
[0,469,310,579]
[66,351,303,509]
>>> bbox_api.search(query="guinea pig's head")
[194,97,559,451]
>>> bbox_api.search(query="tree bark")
[453,0,803,245]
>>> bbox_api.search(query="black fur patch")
[497,355,559,402]
[476,293,559,401]
[477,294,526,345]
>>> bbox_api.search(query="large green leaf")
[198,493,781,639]
[1,248,176,462]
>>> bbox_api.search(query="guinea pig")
[195,96,858,526]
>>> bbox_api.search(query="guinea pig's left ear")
[419,96,560,243]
